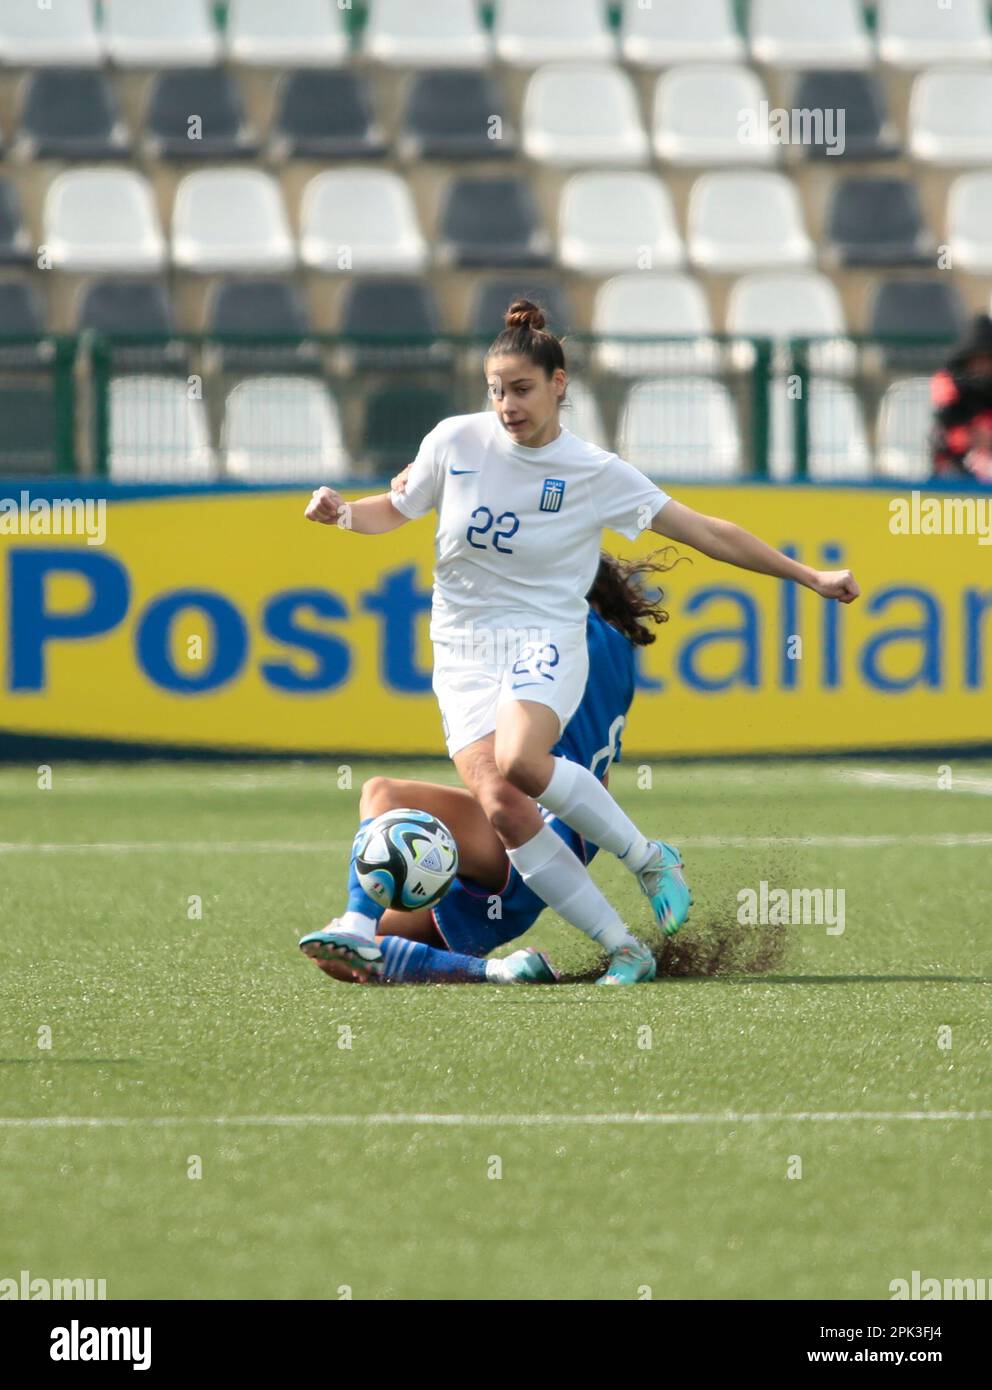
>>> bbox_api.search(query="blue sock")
[346,816,385,922]
[379,935,487,984]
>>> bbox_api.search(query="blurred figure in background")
[930,314,992,484]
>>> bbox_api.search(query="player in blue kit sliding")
[300,551,682,985]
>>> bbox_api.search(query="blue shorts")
[430,812,598,957]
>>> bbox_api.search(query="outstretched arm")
[305,486,409,536]
[651,499,859,603]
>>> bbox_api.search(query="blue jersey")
[431,608,637,957]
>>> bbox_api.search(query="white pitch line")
[0,1111,989,1129]
[840,769,992,796]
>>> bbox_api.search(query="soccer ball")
[355,809,459,912]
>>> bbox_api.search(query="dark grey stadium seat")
[826,178,934,267]
[0,281,45,336]
[340,279,448,370]
[400,70,515,160]
[19,68,128,161]
[869,278,968,370]
[437,177,552,268]
[78,278,183,372]
[794,71,899,161]
[469,278,574,339]
[207,278,317,371]
[145,68,258,159]
[363,383,456,472]
[0,180,32,265]
[271,70,386,160]
[0,382,57,473]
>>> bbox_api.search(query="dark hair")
[486,298,566,377]
[585,548,689,648]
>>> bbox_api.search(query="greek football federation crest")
[540,478,566,512]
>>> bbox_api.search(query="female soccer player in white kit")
[306,300,860,983]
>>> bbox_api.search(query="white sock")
[337,910,378,940]
[538,756,653,870]
[506,824,636,953]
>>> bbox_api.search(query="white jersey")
[389,410,671,647]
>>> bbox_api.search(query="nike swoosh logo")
[511,681,544,690]
[450,468,478,475]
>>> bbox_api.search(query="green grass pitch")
[1,758,989,1300]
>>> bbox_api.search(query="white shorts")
[432,631,589,759]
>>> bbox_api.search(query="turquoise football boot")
[486,948,559,984]
[596,939,657,985]
[299,924,383,978]
[636,841,692,937]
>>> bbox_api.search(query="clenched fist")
[305,486,346,525]
[811,569,860,604]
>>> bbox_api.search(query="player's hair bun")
[505,299,546,332]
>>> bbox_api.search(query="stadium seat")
[145,68,258,160]
[688,172,813,271]
[103,0,221,67]
[725,270,854,375]
[494,0,616,66]
[868,279,968,370]
[523,63,647,167]
[0,0,102,65]
[653,64,773,166]
[222,376,349,481]
[469,278,573,338]
[0,280,45,336]
[947,172,992,271]
[400,70,515,161]
[770,378,871,481]
[206,278,317,372]
[559,171,683,274]
[875,377,933,481]
[793,71,899,161]
[909,69,992,165]
[273,70,385,161]
[616,377,742,479]
[592,272,719,376]
[338,279,446,372]
[0,178,34,264]
[108,375,215,480]
[825,178,934,267]
[18,69,129,161]
[172,169,295,272]
[226,0,349,66]
[362,383,456,472]
[364,0,490,67]
[44,169,167,272]
[620,0,745,66]
[300,169,428,273]
[560,379,610,451]
[78,278,174,334]
[749,0,873,69]
[877,0,992,68]
[437,176,552,268]
[0,383,57,473]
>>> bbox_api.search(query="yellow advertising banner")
[0,482,988,756]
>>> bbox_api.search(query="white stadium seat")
[770,378,871,481]
[725,271,855,375]
[172,170,295,273]
[688,171,814,271]
[364,0,490,66]
[109,376,214,481]
[653,65,773,166]
[495,0,615,66]
[300,169,428,273]
[558,172,683,274]
[620,0,744,66]
[875,377,934,481]
[0,0,102,65]
[226,0,349,67]
[877,0,992,68]
[44,169,166,273]
[617,377,742,480]
[947,172,992,272]
[909,68,992,165]
[103,0,221,67]
[223,377,349,481]
[750,0,873,69]
[592,273,719,377]
[523,63,648,167]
